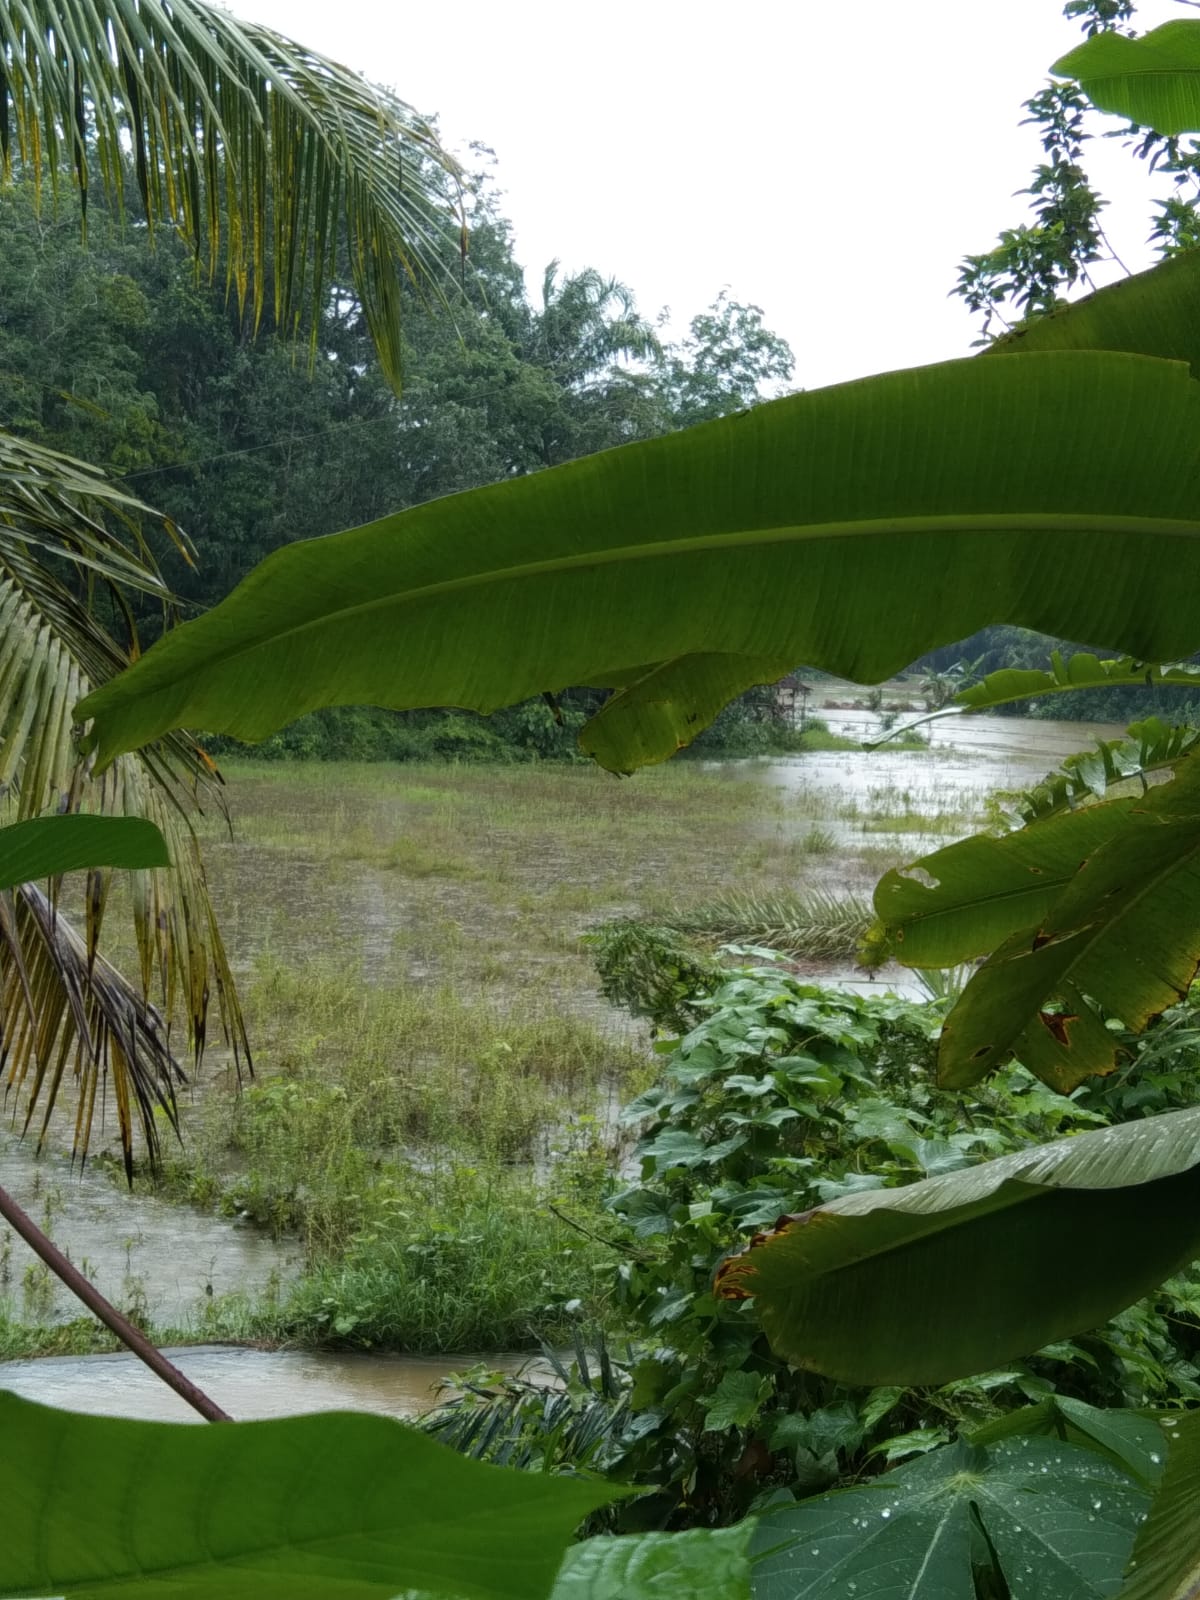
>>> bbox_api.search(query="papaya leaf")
[1055,21,1200,138]
[77,352,1200,774]
[969,1397,1167,1490]
[0,814,169,890]
[550,1525,754,1600]
[0,1392,623,1600]
[1119,1410,1200,1600]
[753,1436,1150,1600]
[713,1107,1200,1385]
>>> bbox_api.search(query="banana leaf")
[76,351,1200,771]
[713,1106,1200,1384]
[1055,21,1200,139]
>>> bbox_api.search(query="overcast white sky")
[240,0,1186,391]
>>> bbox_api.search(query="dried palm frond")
[0,431,245,1172]
[0,0,464,392]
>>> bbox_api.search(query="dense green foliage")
[0,166,795,761]
[429,956,1200,1532]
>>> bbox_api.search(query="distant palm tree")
[0,0,462,1168]
[535,262,660,389]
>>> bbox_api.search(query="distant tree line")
[0,153,801,759]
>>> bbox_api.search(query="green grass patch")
[858,811,966,835]
[140,953,649,1256]
[272,1164,614,1352]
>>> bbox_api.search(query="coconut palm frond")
[2,883,183,1178]
[0,428,246,1168]
[668,890,875,961]
[0,0,464,392]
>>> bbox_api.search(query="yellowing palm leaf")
[0,0,463,391]
[0,432,246,1171]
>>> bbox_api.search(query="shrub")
[432,961,1200,1527]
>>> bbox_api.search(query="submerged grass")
[145,953,649,1252]
[13,748,1020,1355]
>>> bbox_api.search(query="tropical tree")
[0,0,462,1163]
[660,290,795,426]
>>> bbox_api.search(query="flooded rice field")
[2,703,1126,1418]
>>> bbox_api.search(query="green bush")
[274,1162,614,1352]
[431,961,1200,1527]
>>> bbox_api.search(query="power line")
[113,412,400,485]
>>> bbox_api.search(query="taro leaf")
[936,761,1200,1090]
[713,1107,1200,1385]
[77,352,1200,775]
[639,1129,712,1171]
[753,1436,1150,1600]
[1119,1410,1200,1600]
[0,814,169,890]
[0,1392,622,1600]
[1055,22,1200,138]
[550,1525,754,1600]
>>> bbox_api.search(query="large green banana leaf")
[873,798,1137,967]
[76,351,1200,770]
[0,1391,622,1600]
[1119,1411,1200,1600]
[712,1106,1200,1384]
[875,756,1200,1091]
[0,815,168,890]
[955,657,1200,716]
[987,246,1200,375]
[1055,21,1200,139]
[884,657,1200,740]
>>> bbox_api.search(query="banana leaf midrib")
[77,512,1200,697]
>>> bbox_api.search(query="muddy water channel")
[0,1345,545,1422]
[1,709,1124,1418]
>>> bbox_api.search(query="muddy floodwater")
[0,1344,545,1422]
[0,1139,296,1324]
[1,710,1127,1417]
